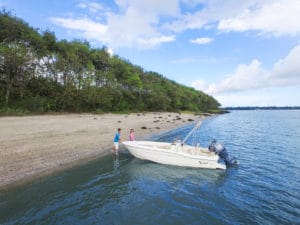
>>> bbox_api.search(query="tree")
[0,10,221,113]
[0,41,36,105]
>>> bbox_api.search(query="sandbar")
[0,112,206,189]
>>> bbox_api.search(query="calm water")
[1,110,299,225]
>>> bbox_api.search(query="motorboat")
[122,121,237,170]
[123,140,227,169]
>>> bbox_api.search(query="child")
[129,128,135,141]
[113,128,121,155]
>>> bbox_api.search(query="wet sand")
[0,112,205,189]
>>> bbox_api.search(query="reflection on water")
[126,158,227,185]
[112,154,120,171]
[1,110,300,225]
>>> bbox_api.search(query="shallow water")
[1,110,300,225]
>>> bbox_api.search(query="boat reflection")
[125,157,227,185]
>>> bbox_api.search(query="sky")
[1,0,300,107]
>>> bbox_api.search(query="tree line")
[0,10,220,114]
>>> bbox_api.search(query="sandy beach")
[0,112,205,189]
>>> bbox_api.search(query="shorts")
[113,142,119,150]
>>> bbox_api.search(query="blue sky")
[1,0,300,107]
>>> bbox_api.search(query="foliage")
[0,10,220,114]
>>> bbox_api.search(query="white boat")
[123,121,237,170]
[122,140,226,169]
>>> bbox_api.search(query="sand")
[0,112,205,189]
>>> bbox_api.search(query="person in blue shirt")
[113,128,122,155]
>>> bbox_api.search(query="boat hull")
[123,141,226,170]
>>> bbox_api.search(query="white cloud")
[217,0,300,37]
[190,80,209,91]
[191,44,300,94]
[136,35,175,47]
[50,0,300,49]
[190,37,213,44]
[208,59,268,94]
[50,17,108,41]
[215,91,273,107]
[51,0,179,49]
[104,5,176,48]
[106,48,114,57]
[166,0,300,37]
[76,2,103,13]
[164,1,258,33]
[50,17,106,33]
[115,0,180,16]
[215,86,300,107]
[271,45,300,83]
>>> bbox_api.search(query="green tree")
[0,41,36,105]
[0,10,221,113]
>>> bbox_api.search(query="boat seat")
[183,147,215,156]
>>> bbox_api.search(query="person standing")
[113,128,122,155]
[129,128,135,141]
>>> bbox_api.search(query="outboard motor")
[209,140,238,165]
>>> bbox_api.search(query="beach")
[0,112,205,189]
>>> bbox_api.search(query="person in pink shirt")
[129,128,135,141]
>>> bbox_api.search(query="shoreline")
[0,112,207,191]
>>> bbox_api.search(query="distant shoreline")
[224,106,300,110]
[0,112,206,191]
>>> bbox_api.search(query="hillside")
[0,10,220,114]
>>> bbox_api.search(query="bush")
[0,106,30,116]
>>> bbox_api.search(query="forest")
[0,10,221,114]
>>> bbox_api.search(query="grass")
[0,107,30,116]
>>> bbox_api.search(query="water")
[1,110,299,225]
